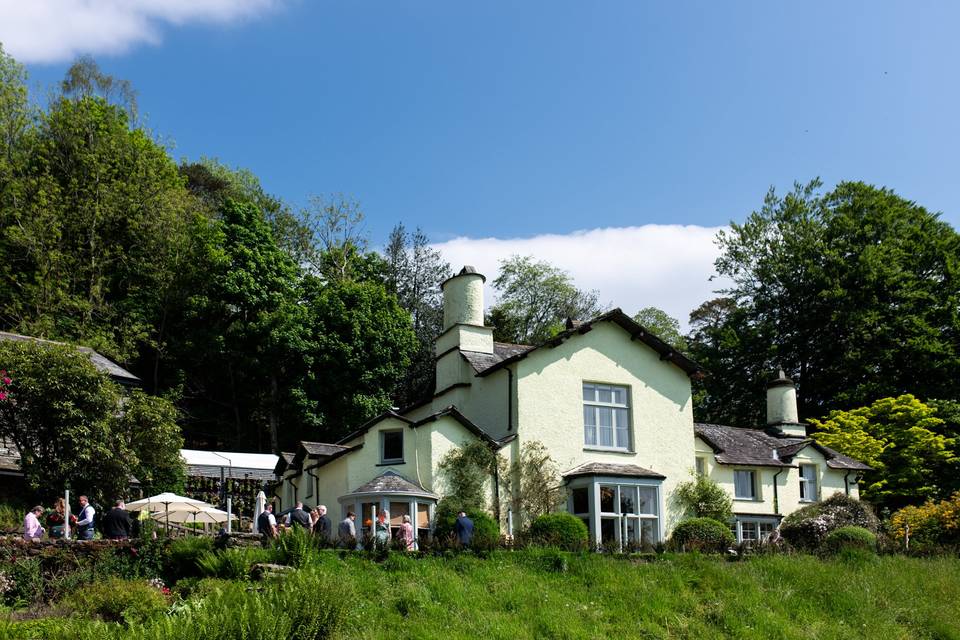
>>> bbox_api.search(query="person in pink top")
[399,514,415,551]
[23,506,44,540]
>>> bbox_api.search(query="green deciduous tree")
[689,179,960,426]
[810,395,959,510]
[488,255,602,345]
[303,276,416,440]
[383,223,451,404]
[633,306,686,352]
[0,340,182,503]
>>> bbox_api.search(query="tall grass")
[2,552,958,639]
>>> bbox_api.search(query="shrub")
[432,501,500,551]
[889,492,960,548]
[669,518,735,552]
[824,526,876,554]
[673,474,733,522]
[527,513,589,550]
[197,548,278,580]
[780,493,879,551]
[273,524,318,567]
[165,536,214,581]
[62,577,168,625]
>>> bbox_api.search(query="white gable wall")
[514,321,695,533]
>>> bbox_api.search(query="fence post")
[64,489,71,539]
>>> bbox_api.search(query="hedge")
[527,513,589,550]
[669,517,734,552]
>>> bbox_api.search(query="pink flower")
[1,378,9,385]
[0,392,6,401]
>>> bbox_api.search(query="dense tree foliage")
[689,179,960,426]
[0,340,183,502]
[383,224,451,404]
[633,306,686,352]
[488,255,602,345]
[810,395,958,511]
[0,48,418,453]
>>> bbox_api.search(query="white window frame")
[582,382,632,452]
[799,463,818,502]
[732,516,780,544]
[695,456,707,476]
[380,429,404,464]
[734,469,759,501]
[566,476,664,550]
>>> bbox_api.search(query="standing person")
[314,505,332,543]
[454,510,474,547]
[23,506,44,540]
[338,511,357,548]
[257,504,278,543]
[399,514,415,551]
[375,510,391,548]
[101,500,133,540]
[46,498,77,539]
[76,496,96,541]
[289,501,311,529]
[309,508,320,533]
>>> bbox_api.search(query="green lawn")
[3,550,959,640]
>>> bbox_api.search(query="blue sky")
[2,1,958,322]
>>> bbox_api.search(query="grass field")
[3,550,959,640]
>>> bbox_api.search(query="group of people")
[22,496,136,542]
[256,502,475,550]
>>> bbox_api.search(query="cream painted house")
[274,266,869,546]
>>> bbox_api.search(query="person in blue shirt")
[454,510,474,547]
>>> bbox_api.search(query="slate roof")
[0,331,140,385]
[343,470,438,499]
[461,342,535,374]
[473,309,701,378]
[0,441,21,475]
[274,452,296,476]
[563,461,666,480]
[300,442,351,457]
[694,423,871,471]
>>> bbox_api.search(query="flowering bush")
[889,492,960,547]
[780,493,879,551]
[0,369,10,402]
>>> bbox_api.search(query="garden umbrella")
[149,505,236,525]
[253,491,266,534]
[126,492,209,529]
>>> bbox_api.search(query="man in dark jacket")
[314,504,332,542]
[101,500,133,540]
[257,504,277,544]
[454,511,474,546]
[289,502,312,529]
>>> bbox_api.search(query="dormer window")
[380,430,404,464]
[583,383,631,451]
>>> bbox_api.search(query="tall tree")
[810,395,958,511]
[302,276,417,440]
[488,255,602,344]
[689,180,960,425]
[633,306,686,351]
[383,223,451,404]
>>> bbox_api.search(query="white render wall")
[694,436,861,519]
[514,322,695,534]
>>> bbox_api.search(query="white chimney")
[766,369,806,437]
[434,266,493,393]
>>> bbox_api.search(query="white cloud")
[433,225,730,331]
[0,0,279,63]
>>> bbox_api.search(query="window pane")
[598,386,613,403]
[600,518,616,544]
[735,470,755,499]
[758,522,775,539]
[619,486,636,514]
[637,487,658,515]
[572,488,589,514]
[382,431,403,461]
[640,519,657,546]
[599,486,615,512]
[584,405,596,426]
[615,423,629,449]
[583,406,596,445]
[612,387,626,405]
[598,407,614,446]
[695,457,706,476]
[741,522,758,541]
[582,383,595,401]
